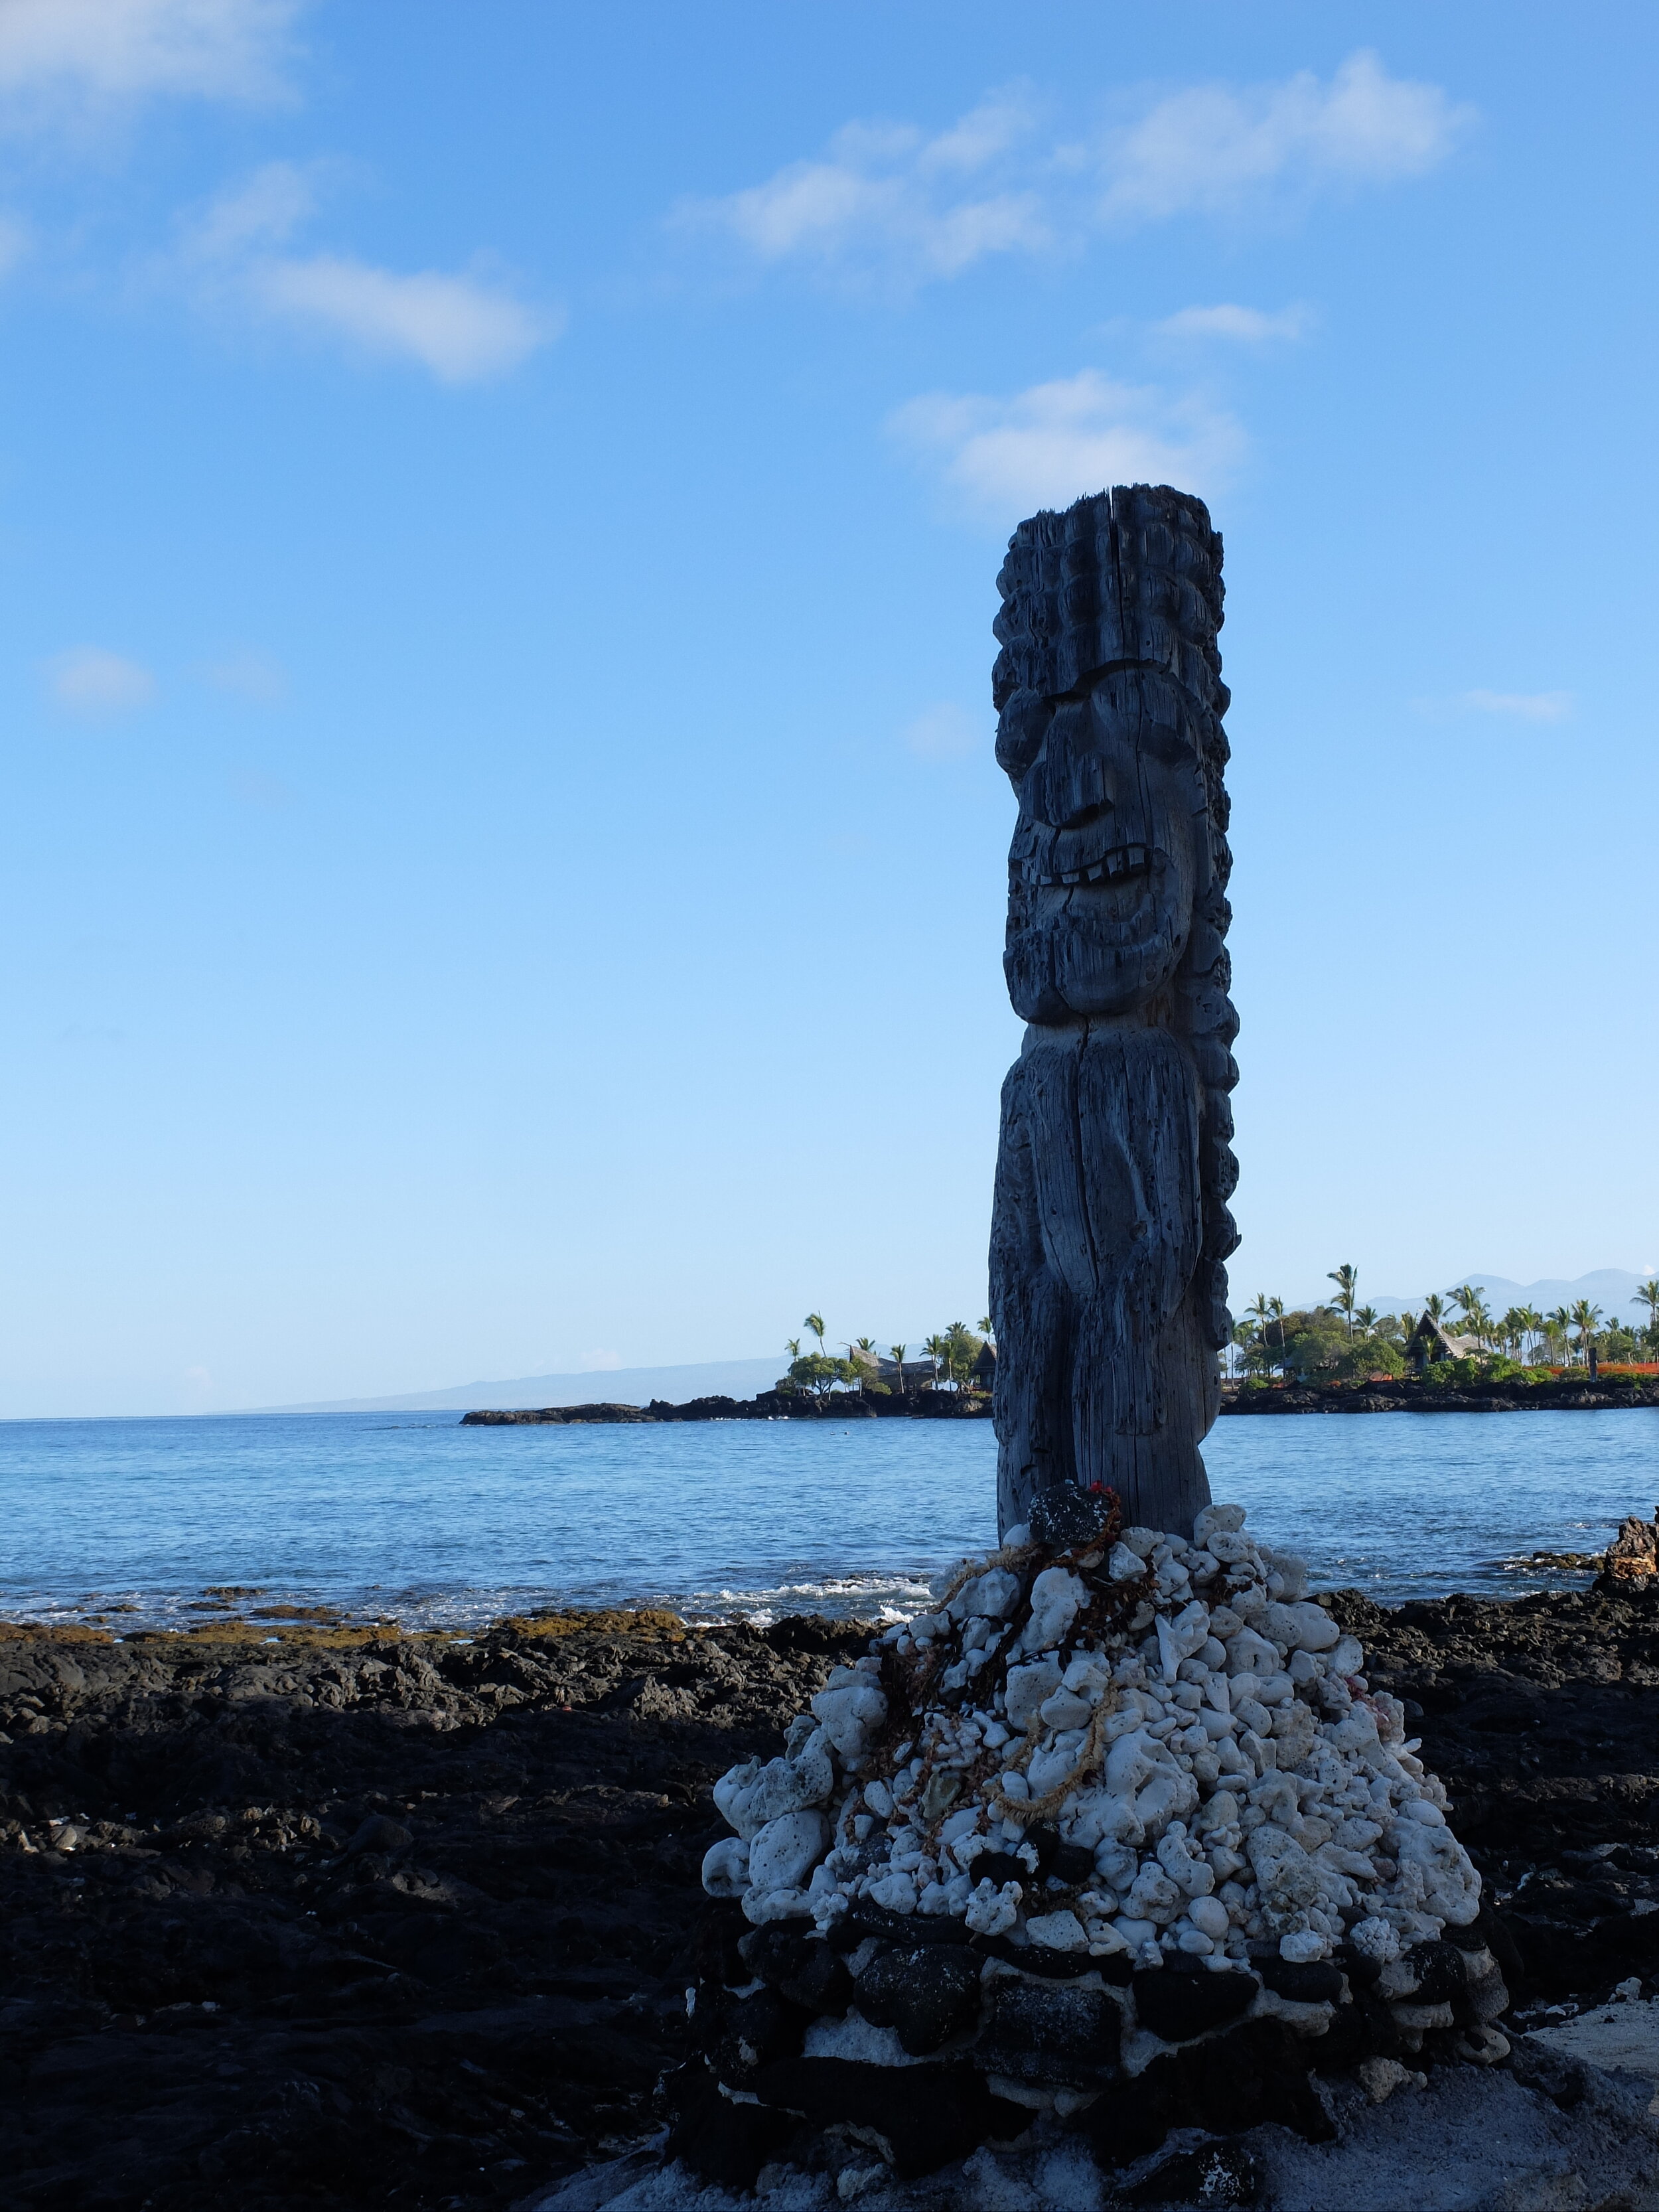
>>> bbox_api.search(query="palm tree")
[1229,1315,1258,1380]
[1632,1279,1659,1353]
[848,1336,878,1395]
[889,1343,908,1398]
[1327,1265,1360,1339]
[1571,1299,1603,1365]
[784,1336,802,1360]
[804,1313,827,1354]
[924,1332,950,1389]
[1354,1304,1380,1335]
[1530,1291,1557,1363]
[1447,1284,1492,1347]
[1246,1293,1287,1376]
[1423,1293,1448,1324]
[1547,1305,1574,1365]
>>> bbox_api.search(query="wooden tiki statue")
[989,485,1240,1539]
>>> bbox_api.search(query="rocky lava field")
[5,1580,1659,2211]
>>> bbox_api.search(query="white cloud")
[680,56,1469,285]
[1462,689,1573,721]
[0,0,301,109]
[179,164,556,384]
[904,704,981,761]
[252,254,550,383]
[890,370,1245,516]
[1156,302,1312,344]
[676,90,1048,279]
[185,157,317,258]
[46,646,156,715]
[1100,51,1473,222]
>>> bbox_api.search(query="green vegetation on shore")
[778,1313,992,1402]
[1232,1269,1659,1386]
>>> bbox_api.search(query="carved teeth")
[1028,843,1155,889]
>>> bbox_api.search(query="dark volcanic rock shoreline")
[459,1378,1659,1425]
[461,1388,993,1425]
[9,1585,1659,2209]
[1220,1376,1659,1414]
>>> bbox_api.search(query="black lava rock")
[668,2071,795,2189]
[976,1975,1121,2086]
[713,1988,809,2083]
[1334,1939,1382,1990]
[345,1812,411,1856]
[977,1932,1114,1980]
[1401,1939,1467,2004]
[1049,1842,1098,1885]
[739,1926,808,1983]
[966,1851,1030,1889]
[1256,1956,1344,2004]
[1032,1489,1117,1550]
[780,1942,853,2017]
[1131,1964,1258,2041]
[1026,1820,1063,1868]
[1122,2140,1260,2205]
[837,1903,972,1949]
[749,2057,1028,2177]
[739,1926,853,2016]
[853,1945,981,2055]
[1305,1999,1368,2074]
[1083,2018,1333,2164]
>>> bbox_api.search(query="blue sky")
[0,1,1654,1416]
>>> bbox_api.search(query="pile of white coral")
[702,1504,1482,1971]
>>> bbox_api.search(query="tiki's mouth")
[1019,842,1157,891]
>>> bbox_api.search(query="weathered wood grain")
[988,486,1239,1538]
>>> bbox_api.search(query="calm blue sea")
[0,1409,1654,1633]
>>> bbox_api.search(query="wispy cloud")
[675,91,1046,281]
[890,370,1245,516]
[1098,50,1471,223]
[904,704,981,761]
[1155,302,1312,344]
[177,163,556,384]
[46,646,156,716]
[0,0,303,115]
[1462,689,1573,721]
[253,254,549,382]
[680,54,1469,285]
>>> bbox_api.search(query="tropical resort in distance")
[1230,1269,1659,1386]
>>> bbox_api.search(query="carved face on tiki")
[999,666,1209,1025]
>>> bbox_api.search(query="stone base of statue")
[646,1499,1537,2200]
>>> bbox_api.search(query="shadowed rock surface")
[7,1584,1659,2207]
[460,1390,991,1426]
[1220,1378,1659,1414]
[0,1612,867,2212]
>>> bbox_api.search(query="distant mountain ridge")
[252,1272,1656,1414]
[254,1357,788,1416]
[1289,1270,1652,1320]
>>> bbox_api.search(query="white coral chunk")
[748,1808,831,1893]
[701,1837,750,1897]
[1017,1567,1086,1654]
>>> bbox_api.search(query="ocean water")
[0,1408,1654,1633]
